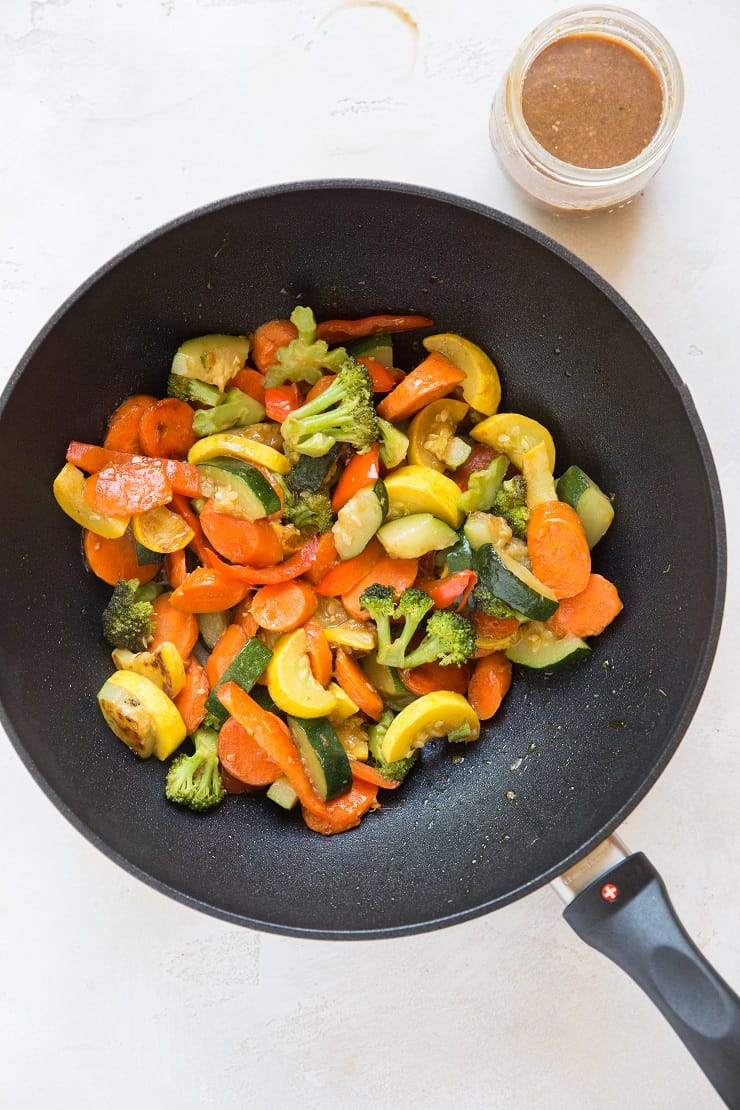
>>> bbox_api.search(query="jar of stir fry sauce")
[490,6,684,211]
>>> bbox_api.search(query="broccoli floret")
[191,387,265,438]
[167,373,222,407]
[281,357,379,458]
[358,584,397,659]
[165,726,225,812]
[368,709,418,783]
[401,609,477,669]
[202,710,224,733]
[102,578,157,652]
[360,586,474,669]
[468,583,521,620]
[263,306,347,389]
[377,416,409,469]
[282,490,333,533]
[491,475,529,539]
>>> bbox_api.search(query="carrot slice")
[265,384,301,422]
[400,661,471,697]
[470,610,521,642]
[205,623,249,689]
[304,618,333,686]
[104,394,157,454]
[66,442,200,497]
[218,683,329,819]
[334,649,383,721]
[251,579,318,632]
[341,556,419,622]
[546,573,623,638]
[467,652,512,720]
[376,352,465,423]
[199,500,283,567]
[83,529,161,586]
[527,500,591,599]
[304,531,340,586]
[231,367,266,404]
[164,548,188,589]
[173,657,210,733]
[251,319,298,374]
[302,777,379,835]
[331,444,380,513]
[169,567,250,613]
[349,759,400,789]
[202,536,319,585]
[217,716,281,786]
[137,398,197,459]
[232,596,259,638]
[150,592,199,659]
[84,461,173,515]
[314,537,384,597]
[316,314,433,344]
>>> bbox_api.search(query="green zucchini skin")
[196,457,281,519]
[505,623,591,670]
[346,335,393,367]
[288,716,352,801]
[474,543,558,621]
[207,638,274,726]
[556,465,614,548]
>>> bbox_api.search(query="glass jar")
[490,6,684,212]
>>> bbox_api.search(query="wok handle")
[563,852,740,1108]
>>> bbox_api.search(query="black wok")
[0,182,737,1104]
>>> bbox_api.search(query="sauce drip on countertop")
[521,33,664,169]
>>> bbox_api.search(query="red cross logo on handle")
[601,882,620,903]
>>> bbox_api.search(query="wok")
[0,182,737,1103]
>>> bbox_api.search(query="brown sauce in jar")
[521,33,663,169]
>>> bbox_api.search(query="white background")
[2,1,739,1107]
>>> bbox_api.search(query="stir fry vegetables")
[53,306,623,834]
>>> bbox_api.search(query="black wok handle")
[563,853,740,1108]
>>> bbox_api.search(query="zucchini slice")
[287,716,353,801]
[196,457,281,520]
[474,543,558,621]
[505,622,591,670]
[361,654,415,710]
[377,513,458,559]
[206,638,273,726]
[445,532,474,572]
[346,334,394,367]
[332,480,387,560]
[556,465,614,548]
[266,775,299,810]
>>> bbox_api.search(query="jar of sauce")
[490,6,684,211]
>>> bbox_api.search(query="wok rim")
[0,179,727,938]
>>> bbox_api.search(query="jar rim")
[505,4,685,188]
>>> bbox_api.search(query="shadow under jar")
[490,6,684,212]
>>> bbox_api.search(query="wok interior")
[0,185,723,935]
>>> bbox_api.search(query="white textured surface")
[1,1,739,1107]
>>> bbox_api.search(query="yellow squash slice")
[132,505,194,553]
[423,333,501,416]
[188,432,290,474]
[381,691,480,764]
[111,641,186,699]
[384,466,464,529]
[471,413,556,471]
[97,670,186,760]
[53,463,129,539]
[266,629,337,718]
